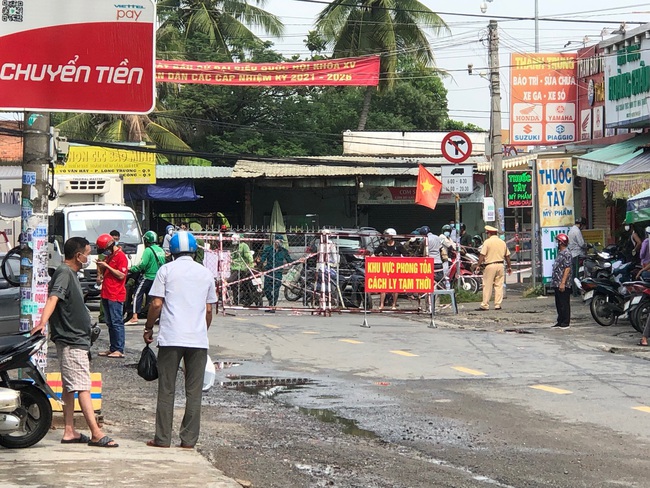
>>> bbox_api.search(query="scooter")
[0,333,58,448]
[579,273,628,327]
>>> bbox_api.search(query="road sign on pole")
[441,131,473,164]
[441,165,474,194]
[0,0,156,114]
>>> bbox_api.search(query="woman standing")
[551,233,573,329]
[259,235,296,312]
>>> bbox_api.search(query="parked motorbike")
[623,281,650,333]
[579,272,629,326]
[0,333,57,448]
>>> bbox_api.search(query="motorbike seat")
[0,334,29,354]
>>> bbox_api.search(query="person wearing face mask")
[31,237,119,447]
[96,233,128,358]
[162,225,175,258]
[439,224,457,277]
[258,234,298,312]
[635,226,650,281]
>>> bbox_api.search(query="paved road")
[210,304,650,443]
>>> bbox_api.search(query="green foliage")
[522,285,545,298]
[439,289,482,304]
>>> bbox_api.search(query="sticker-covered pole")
[20,112,51,368]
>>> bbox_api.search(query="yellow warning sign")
[56,146,156,184]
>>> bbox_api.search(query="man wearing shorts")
[32,237,118,448]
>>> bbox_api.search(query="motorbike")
[0,333,57,448]
[578,271,629,327]
[623,281,650,333]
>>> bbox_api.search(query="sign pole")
[20,112,51,359]
[455,193,461,289]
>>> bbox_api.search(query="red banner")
[155,56,380,86]
[365,257,435,293]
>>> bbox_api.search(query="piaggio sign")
[0,0,156,114]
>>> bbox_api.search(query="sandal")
[106,351,124,358]
[61,433,90,444]
[639,341,648,347]
[88,436,119,448]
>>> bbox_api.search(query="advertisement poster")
[537,158,574,227]
[510,53,577,145]
[506,171,533,208]
[0,0,155,113]
[365,257,435,293]
[541,226,571,284]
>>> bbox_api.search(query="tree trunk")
[357,86,374,131]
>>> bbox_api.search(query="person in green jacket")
[227,233,254,305]
[126,230,166,325]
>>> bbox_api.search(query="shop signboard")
[56,146,156,184]
[506,171,533,208]
[536,158,574,227]
[510,53,577,145]
[541,226,571,284]
[593,106,604,138]
[357,181,485,205]
[580,109,592,140]
[604,38,650,128]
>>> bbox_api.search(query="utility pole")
[20,112,51,355]
[488,20,504,233]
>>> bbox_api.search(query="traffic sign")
[441,131,472,163]
[441,165,474,195]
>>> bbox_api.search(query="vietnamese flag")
[415,165,442,210]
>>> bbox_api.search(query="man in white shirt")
[143,231,217,449]
[567,217,587,297]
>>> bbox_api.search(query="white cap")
[384,228,397,236]
[645,226,650,235]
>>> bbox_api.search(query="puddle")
[214,361,241,370]
[298,407,378,439]
[220,375,315,398]
[503,329,533,334]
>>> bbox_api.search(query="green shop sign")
[506,171,533,208]
[609,45,650,102]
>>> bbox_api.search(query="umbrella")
[625,188,650,223]
[270,200,287,247]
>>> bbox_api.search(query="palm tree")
[55,105,211,166]
[315,0,448,130]
[158,0,284,60]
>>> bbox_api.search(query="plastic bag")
[137,344,158,381]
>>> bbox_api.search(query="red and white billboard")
[0,0,155,114]
[509,53,577,146]
[155,56,380,86]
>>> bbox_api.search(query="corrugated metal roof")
[605,151,650,175]
[231,156,486,178]
[477,153,537,172]
[577,134,650,166]
[156,165,232,179]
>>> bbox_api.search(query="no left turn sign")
[441,131,472,164]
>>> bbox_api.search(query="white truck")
[46,174,144,297]
[0,171,144,297]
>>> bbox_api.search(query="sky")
[3,1,650,129]
[262,0,650,130]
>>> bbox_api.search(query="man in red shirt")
[96,234,128,358]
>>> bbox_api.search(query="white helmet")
[384,228,397,236]
[646,226,650,235]
[231,233,240,245]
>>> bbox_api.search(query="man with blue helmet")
[143,231,217,449]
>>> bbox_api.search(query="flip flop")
[639,342,648,347]
[61,433,90,444]
[106,351,124,358]
[97,351,112,356]
[88,436,119,448]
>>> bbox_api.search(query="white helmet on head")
[231,233,240,245]
[646,226,650,235]
[384,228,397,236]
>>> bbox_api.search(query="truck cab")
[47,175,143,298]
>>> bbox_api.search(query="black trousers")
[554,287,572,326]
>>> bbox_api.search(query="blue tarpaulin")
[124,180,200,202]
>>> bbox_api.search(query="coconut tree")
[158,0,284,60]
[55,105,211,166]
[315,0,448,130]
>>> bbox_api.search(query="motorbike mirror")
[603,262,612,268]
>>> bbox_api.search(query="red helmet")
[96,233,114,252]
[555,233,569,246]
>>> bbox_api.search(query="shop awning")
[604,148,650,199]
[626,187,650,223]
[476,153,537,172]
[124,179,200,202]
[576,133,650,181]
